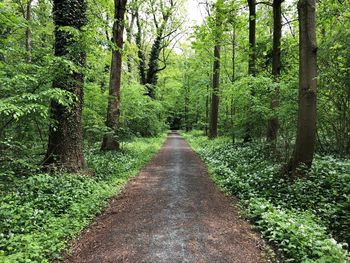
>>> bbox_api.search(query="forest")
[0,0,350,262]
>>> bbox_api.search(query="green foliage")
[183,131,350,262]
[0,135,165,262]
[247,198,349,262]
[121,82,167,137]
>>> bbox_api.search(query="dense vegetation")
[183,131,349,262]
[0,136,165,261]
[1,0,350,261]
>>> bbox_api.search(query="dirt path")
[63,132,264,262]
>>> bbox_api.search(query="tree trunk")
[247,0,256,76]
[209,44,221,139]
[43,0,87,172]
[231,27,236,83]
[287,0,317,173]
[267,0,282,149]
[135,11,147,86]
[25,0,33,63]
[145,32,163,98]
[145,16,170,98]
[231,28,236,143]
[101,0,128,151]
[209,0,223,139]
[244,0,256,143]
[205,83,209,135]
[126,12,136,74]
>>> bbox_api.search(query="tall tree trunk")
[25,0,33,63]
[205,82,209,135]
[43,0,87,172]
[135,12,147,85]
[247,0,256,76]
[145,32,163,98]
[145,16,170,98]
[267,0,283,149]
[101,0,128,151]
[287,0,317,173]
[209,0,223,139]
[244,0,256,143]
[126,12,136,74]
[231,27,236,83]
[209,44,221,139]
[231,27,236,143]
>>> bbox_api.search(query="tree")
[243,0,257,143]
[247,0,256,77]
[287,0,317,173]
[135,0,181,98]
[266,0,283,149]
[209,0,224,139]
[101,0,128,151]
[43,0,87,171]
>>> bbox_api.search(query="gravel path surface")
[62,132,264,263]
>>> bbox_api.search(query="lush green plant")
[247,198,349,262]
[183,131,350,262]
[0,135,165,262]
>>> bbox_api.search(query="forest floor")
[61,131,265,262]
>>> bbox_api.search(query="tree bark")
[231,27,236,143]
[209,0,223,139]
[209,44,221,139]
[144,12,171,98]
[135,11,147,85]
[126,12,136,74]
[287,0,317,173]
[101,0,128,151]
[244,0,256,143]
[247,0,256,76]
[267,0,283,149]
[43,0,87,172]
[25,0,33,63]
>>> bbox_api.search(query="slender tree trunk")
[25,0,33,63]
[287,0,317,173]
[205,83,209,135]
[209,44,221,139]
[135,12,147,86]
[101,0,128,151]
[247,0,256,76]
[231,27,236,83]
[267,0,283,149]
[244,0,256,143]
[43,0,87,172]
[209,0,223,139]
[184,85,190,131]
[231,27,236,143]
[126,12,136,74]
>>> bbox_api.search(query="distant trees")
[101,0,128,151]
[43,0,87,171]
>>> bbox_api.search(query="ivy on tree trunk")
[43,0,87,172]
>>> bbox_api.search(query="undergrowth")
[183,130,350,263]
[0,135,166,262]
